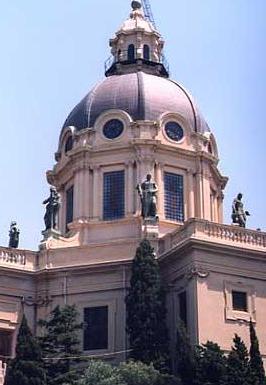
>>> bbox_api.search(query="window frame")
[224,281,256,322]
[164,171,185,223]
[103,169,125,221]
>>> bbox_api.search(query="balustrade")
[161,219,266,255]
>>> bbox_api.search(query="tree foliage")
[249,321,266,385]
[226,334,251,385]
[38,305,83,385]
[78,360,180,385]
[175,320,196,385]
[4,314,45,385]
[194,341,227,385]
[125,239,170,372]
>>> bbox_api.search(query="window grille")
[103,171,125,220]
[164,172,184,221]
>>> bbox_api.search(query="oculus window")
[103,170,125,220]
[165,121,184,142]
[83,306,108,351]
[164,172,184,222]
[232,291,248,312]
[103,119,124,140]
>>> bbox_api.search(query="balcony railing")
[159,219,266,255]
[104,49,169,76]
[0,247,37,270]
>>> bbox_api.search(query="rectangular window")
[66,185,74,231]
[232,291,247,312]
[83,306,108,351]
[103,171,125,220]
[0,330,12,357]
[179,291,187,327]
[164,172,184,221]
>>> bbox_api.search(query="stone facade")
[0,2,265,383]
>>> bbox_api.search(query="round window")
[165,121,184,142]
[103,119,124,139]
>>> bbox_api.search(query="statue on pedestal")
[231,193,250,228]
[43,186,60,231]
[9,221,20,248]
[136,174,158,220]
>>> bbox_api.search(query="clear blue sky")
[0,0,265,250]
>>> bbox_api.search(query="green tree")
[125,239,170,372]
[77,360,181,385]
[38,304,83,385]
[226,334,251,385]
[249,321,265,385]
[78,360,124,385]
[175,320,196,385]
[194,341,227,385]
[4,314,45,385]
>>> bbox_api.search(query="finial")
[131,1,142,10]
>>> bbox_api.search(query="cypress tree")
[125,239,170,372]
[249,320,265,385]
[194,341,227,385]
[38,304,83,385]
[175,320,196,385]
[226,334,251,385]
[4,314,45,385]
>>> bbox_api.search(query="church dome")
[63,71,209,134]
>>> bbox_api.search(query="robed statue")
[43,186,60,230]
[9,221,20,248]
[231,193,250,228]
[137,174,158,220]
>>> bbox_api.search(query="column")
[155,162,164,218]
[92,165,101,220]
[126,161,134,215]
[83,168,90,218]
[73,170,81,220]
[187,169,195,219]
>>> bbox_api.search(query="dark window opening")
[103,171,125,220]
[66,185,74,231]
[0,330,12,358]
[65,136,73,153]
[128,44,135,62]
[232,291,247,312]
[143,44,150,60]
[179,291,187,327]
[83,306,108,350]
[208,142,213,154]
[164,172,184,222]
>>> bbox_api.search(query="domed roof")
[63,72,209,134]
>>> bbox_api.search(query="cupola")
[105,0,168,77]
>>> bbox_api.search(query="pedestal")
[142,217,159,254]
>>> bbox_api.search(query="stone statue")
[231,193,250,228]
[43,186,60,231]
[136,174,158,220]
[9,221,20,248]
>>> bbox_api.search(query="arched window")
[65,136,73,153]
[117,49,121,61]
[143,44,150,61]
[127,44,135,62]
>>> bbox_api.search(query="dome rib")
[62,72,209,134]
